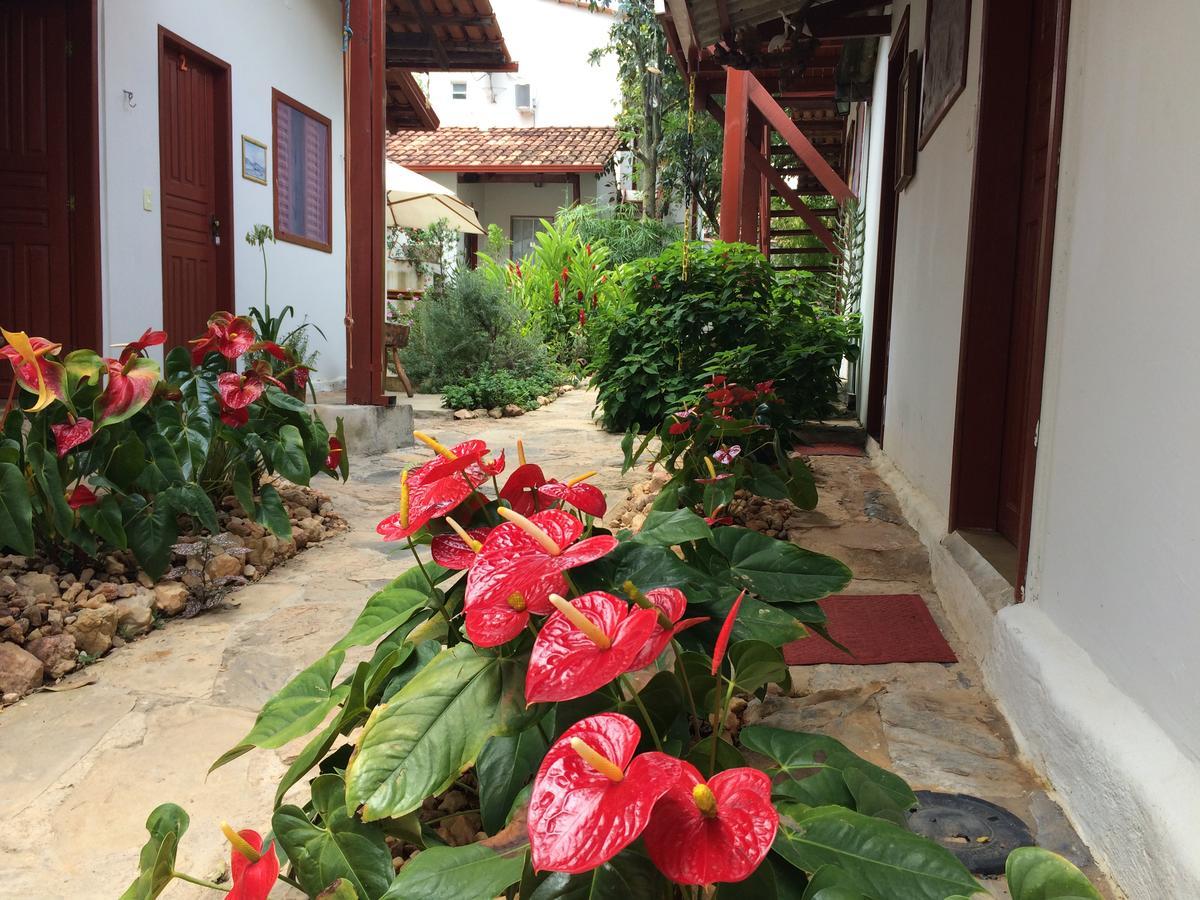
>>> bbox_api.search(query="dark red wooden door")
[0,0,71,342]
[159,39,226,348]
[997,0,1058,542]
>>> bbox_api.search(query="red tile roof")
[386,127,621,173]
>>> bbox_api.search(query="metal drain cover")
[907,791,1034,876]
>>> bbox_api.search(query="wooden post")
[758,120,771,254]
[719,67,750,242]
[344,0,387,406]
[739,112,761,246]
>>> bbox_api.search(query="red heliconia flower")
[561,266,570,282]
[525,591,659,703]
[51,418,95,458]
[221,826,280,900]
[66,484,98,510]
[600,274,608,284]
[463,509,617,647]
[499,462,548,516]
[220,405,249,428]
[624,587,708,672]
[537,473,606,518]
[578,308,587,327]
[586,243,592,255]
[552,282,561,306]
[577,290,584,302]
[642,762,778,885]
[189,311,256,365]
[325,436,344,471]
[528,713,681,874]
[430,522,491,569]
[515,263,523,278]
[711,590,746,675]
[118,328,167,364]
[591,293,598,308]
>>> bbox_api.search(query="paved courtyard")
[0,390,1116,897]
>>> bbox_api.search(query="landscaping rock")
[502,404,525,418]
[487,407,503,419]
[153,582,190,616]
[537,396,550,406]
[67,605,119,657]
[16,572,59,602]
[453,409,475,420]
[205,553,244,580]
[0,575,17,599]
[114,594,154,639]
[25,634,77,680]
[0,642,44,695]
[472,408,487,418]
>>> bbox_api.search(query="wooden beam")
[745,70,854,203]
[808,15,892,39]
[769,227,815,236]
[570,172,581,205]
[745,145,840,255]
[389,13,496,27]
[719,68,751,243]
[806,0,893,21]
[403,0,450,68]
[459,172,575,184]
[771,207,839,218]
[715,0,733,42]
[663,0,699,64]
[773,264,837,272]
[768,245,830,255]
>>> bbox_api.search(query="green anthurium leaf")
[316,879,359,900]
[333,416,350,480]
[686,735,746,778]
[345,643,525,821]
[714,856,779,899]
[379,638,442,702]
[787,458,818,510]
[27,443,73,536]
[231,459,256,519]
[746,461,791,501]
[381,841,526,900]
[681,590,809,649]
[274,715,345,808]
[80,493,127,550]
[126,498,179,580]
[477,725,550,834]
[211,651,348,772]
[63,348,105,389]
[1005,847,1101,900]
[273,774,394,900]
[329,587,428,653]
[524,845,665,900]
[702,476,737,514]
[740,726,917,811]
[159,406,211,481]
[842,767,910,827]
[772,806,980,900]
[632,507,712,546]
[265,386,309,413]
[768,852,812,900]
[0,462,35,556]
[800,865,869,900]
[274,424,311,486]
[118,802,190,900]
[256,483,292,539]
[106,434,147,492]
[711,526,851,603]
[573,539,702,596]
[649,478,682,512]
[137,432,184,490]
[728,640,788,694]
[162,482,219,534]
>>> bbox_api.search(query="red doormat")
[794,443,867,457]
[784,594,958,665]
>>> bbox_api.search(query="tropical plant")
[0,318,348,579]
[553,202,681,266]
[126,431,1102,899]
[441,364,569,413]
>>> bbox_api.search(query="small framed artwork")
[241,135,268,185]
[919,0,972,148]
[895,50,921,192]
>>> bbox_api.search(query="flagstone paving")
[0,389,1118,898]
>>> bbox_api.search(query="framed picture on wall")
[895,50,921,192]
[241,135,268,185]
[919,0,972,148]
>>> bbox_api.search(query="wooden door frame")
[156,26,235,326]
[948,0,1072,595]
[863,7,909,443]
[66,0,102,350]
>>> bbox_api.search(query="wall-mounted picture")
[919,0,972,148]
[241,135,267,184]
[895,50,921,192]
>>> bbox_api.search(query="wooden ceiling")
[385,0,516,73]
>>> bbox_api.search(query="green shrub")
[400,268,547,392]
[441,362,570,412]
[553,201,681,266]
[591,241,859,434]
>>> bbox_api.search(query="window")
[511,216,543,260]
[451,81,467,100]
[272,89,332,252]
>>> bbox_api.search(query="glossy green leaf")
[273,774,394,900]
[333,416,350,480]
[212,651,347,771]
[728,639,788,693]
[265,386,309,413]
[773,806,980,900]
[162,482,219,535]
[329,586,428,653]
[126,498,178,580]
[786,458,818,510]
[687,735,746,778]
[27,443,73,536]
[80,493,127,549]
[524,846,665,900]
[1005,847,1101,900]
[632,507,712,546]
[118,803,190,900]
[232,459,256,520]
[274,424,311,485]
[256,483,292,539]
[477,724,550,834]
[316,879,359,900]
[105,435,147,492]
[274,715,345,808]
[712,527,851,604]
[800,865,869,900]
[715,858,779,899]
[0,461,34,555]
[381,842,525,900]
[345,644,523,821]
[741,726,917,811]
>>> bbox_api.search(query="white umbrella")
[385,161,484,234]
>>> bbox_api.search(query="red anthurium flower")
[706,387,735,407]
[250,340,292,363]
[624,587,709,672]
[95,357,159,428]
[1,329,65,412]
[463,509,617,647]
[668,418,692,435]
[453,440,504,479]
[220,405,249,428]
[325,436,344,471]
[217,372,265,409]
[642,762,778,885]
[376,454,487,543]
[755,380,775,396]
[221,825,280,900]
[707,375,728,387]
[704,512,734,527]
[528,713,681,875]
[189,311,255,364]
[695,457,734,485]
[430,518,491,570]
[292,365,311,392]
[537,471,606,518]
[117,328,167,364]
[51,418,94,458]
[713,445,741,465]
[66,484,98,510]
[730,385,758,405]
[525,591,659,703]
[499,462,548,516]
[711,590,746,675]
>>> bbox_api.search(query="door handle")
[211,215,222,246]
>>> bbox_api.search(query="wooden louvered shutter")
[272,89,331,252]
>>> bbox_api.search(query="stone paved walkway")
[0,389,1116,897]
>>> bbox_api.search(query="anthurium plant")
[622,372,818,522]
[0,317,348,578]
[126,433,1100,900]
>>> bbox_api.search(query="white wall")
[425,0,619,128]
[98,0,348,383]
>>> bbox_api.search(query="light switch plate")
[142,189,153,211]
